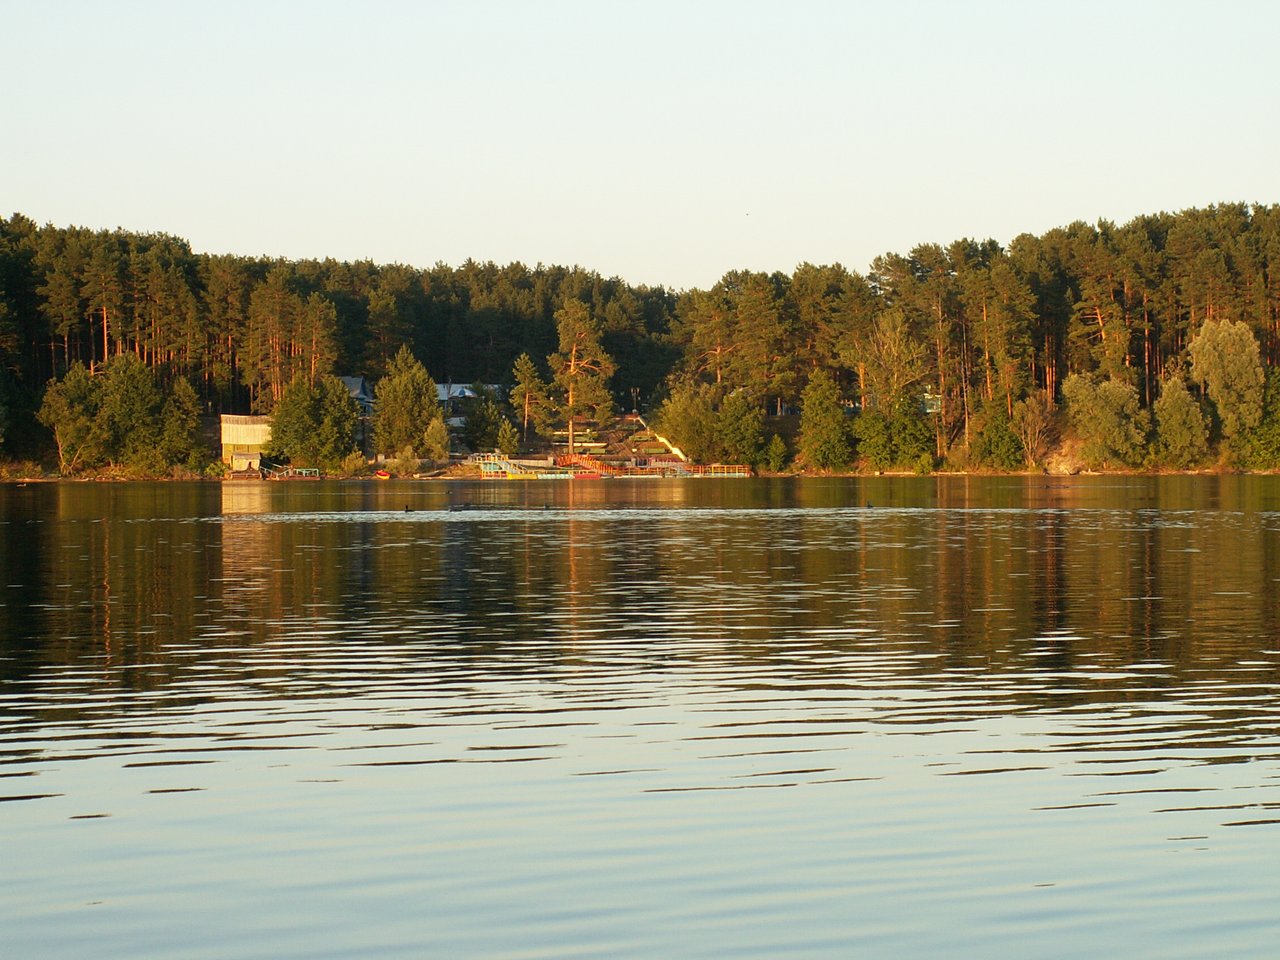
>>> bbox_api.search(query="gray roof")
[339,376,374,403]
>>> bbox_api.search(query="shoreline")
[1,465,1269,484]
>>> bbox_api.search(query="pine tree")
[80,234,126,370]
[548,299,614,453]
[717,390,765,465]
[265,375,358,470]
[509,352,550,441]
[243,266,298,410]
[423,417,450,462]
[373,345,441,457]
[463,387,503,452]
[97,353,164,472]
[497,418,519,457]
[160,377,207,471]
[798,369,850,470]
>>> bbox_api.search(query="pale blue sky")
[5,0,1277,289]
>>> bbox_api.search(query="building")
[339,376,375,417]
[339,376,375,454]
[220,415,272,471]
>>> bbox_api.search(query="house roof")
[339,376,374,403]
[437,384,504,401]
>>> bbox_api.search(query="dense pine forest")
[2,202,1280,475]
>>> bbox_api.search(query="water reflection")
[2,478,1280,958]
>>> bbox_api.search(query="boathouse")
[220,415,272,470]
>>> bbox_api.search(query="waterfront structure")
[220,415,272,471]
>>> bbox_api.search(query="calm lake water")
[3,476,1280,958]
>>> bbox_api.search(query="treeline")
[0,214,678,427]
[3,202,1280,471]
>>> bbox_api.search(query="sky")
[5,0,1279,290]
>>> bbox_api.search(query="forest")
[1,202,1280,475]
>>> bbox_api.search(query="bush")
[854,409,893,470]
[970,404,1024,470]
[388,445,419,476]
[854,399,932,471]
[764,433,788,472]
[340,451,370,477]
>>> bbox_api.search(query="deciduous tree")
[1011,391,1054,467]
[159,377,207,471]
[1188,318,1264,445]
[37,362,103,473]
[1062,374,1150,468]
[1151,376,1208,468]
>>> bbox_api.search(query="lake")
[2,476,1279,958]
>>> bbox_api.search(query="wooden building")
[220,415,272,471]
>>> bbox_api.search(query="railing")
[554,453,626,475]
[472,444,749,479]
[687,463,752,477]
[472,454,559,478]
[264,466,321,480]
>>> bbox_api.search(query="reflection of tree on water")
[0,485,53,684]
[0,484,223,688]
[7,478,1280,727]
[565,482,583,647]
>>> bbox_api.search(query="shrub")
[970,404,1024,470]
